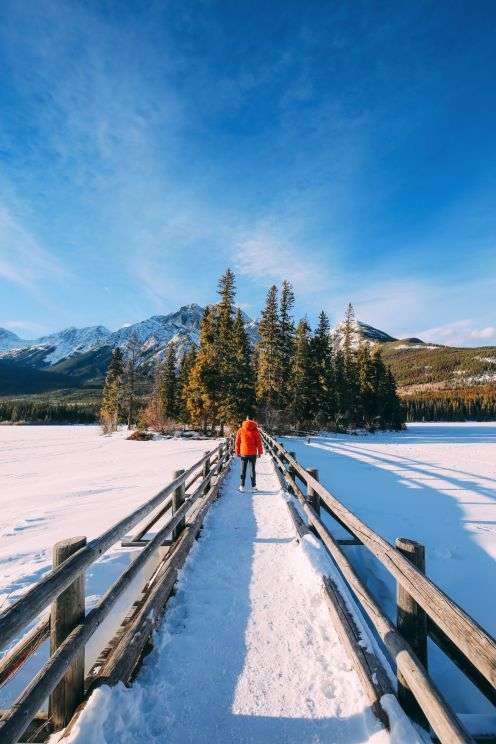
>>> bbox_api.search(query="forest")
[100,270,404,434]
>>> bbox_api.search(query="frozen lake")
[282,422,496,714]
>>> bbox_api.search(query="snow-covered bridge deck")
[63,454,390,743]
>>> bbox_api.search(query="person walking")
[235,417,264,492]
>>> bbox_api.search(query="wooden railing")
[262,430,496,744]
[0,439,232,744]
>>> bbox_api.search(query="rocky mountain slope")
[0,307,494,398]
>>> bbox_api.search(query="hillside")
[0,307,494,404]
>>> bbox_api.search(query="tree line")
[404,386,496,422]
[0,400,98,424]
[100,269,405,434]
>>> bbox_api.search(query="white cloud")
[0,205,66,290]
[233,231,332,294]
[418,320,496,347]
[470,326,496,340]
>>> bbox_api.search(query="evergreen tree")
[185,306,221,431]
[100,348,124,434]
[256,285,283,426]
[279,280,295,406]
[157,342,178,420]
[355,343,374,428]
[228,309,256,423]
[122,332,144,429]
[216,269,238,428]
[177,344,197,422]
[311,310,335,426]
[289,319,315,429]
[340,303,360,427]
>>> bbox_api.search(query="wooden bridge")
[0,433,495,743]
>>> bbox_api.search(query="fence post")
[306,468,320,517]
[49,537,86,730]
[216,444,224,474]
[172,469,186,540]
[203,451,211,493]
[288,451,297,493]
[395,537,429,729]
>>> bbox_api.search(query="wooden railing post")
[172,469,186,540]
[49,537,86,730]
[306,468,320,517]
[288,451,296,493]
[216,444,224,474]
[203,451,211,493]
[395,537,429,729]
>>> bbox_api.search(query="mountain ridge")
[0,306,494,398]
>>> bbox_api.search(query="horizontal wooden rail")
[0,446,220,652]
[0,616,50,688]
[262,432,477,744]
[0,445,231,744]
[263,432,496,693]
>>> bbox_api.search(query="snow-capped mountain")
[0,328,23,351]
[330,319,397,351]
[0,304,259,370]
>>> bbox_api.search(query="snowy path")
[63,454,388,744]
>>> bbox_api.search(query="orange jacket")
[235,420,263,457]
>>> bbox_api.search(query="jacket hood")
[242,419,258,431]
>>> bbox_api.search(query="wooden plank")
[263,431,496,693]
[0,465,222,744]
[396,538,429,729]
[93,458,231,687]
[286,501,310,540]
[49,537,86,731]
[295,498,474,743]
[0,616,49,689]
[428,618,496,707]
[322,576,392,727]
[172,469,186,540]
[306,468,320,517]
[0,711,51,742]
[0,445,221,652]
[336,538,362,546]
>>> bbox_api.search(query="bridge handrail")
[0,438,232,744]
[262,430,496,744]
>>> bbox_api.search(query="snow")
[395,344,438,350]
[282,422,496,715]
[52,455,394,744]
[0,425,218,706]
[0,304,258,366]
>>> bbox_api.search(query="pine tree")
[340,303,359,427]
[100,348,124,434]
[216,269,238,428]
[311,310,335,426]
[256,285,283,426]
[122,332,144,429]
[185,306,220,431]
[279,280,295,407]
[177,344,197,422]
[289,319,314,429]
[157,342,178,420]
[229,309,256,423]
[357,343,376,428]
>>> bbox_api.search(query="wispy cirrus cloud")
[0,204,66,291]
[233,229,333,294]
[419,320,496,347]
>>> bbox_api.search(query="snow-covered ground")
[282,422,496,716]
[56,455,396,744]
[0,425,218,706]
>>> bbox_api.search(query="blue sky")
[0,0,495,346]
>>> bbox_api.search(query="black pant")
[240,455,257,487]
